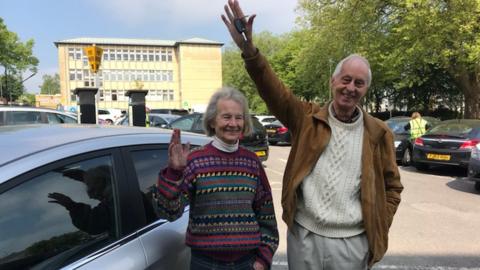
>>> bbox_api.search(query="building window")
[112,90,118,101]
[129,50,135,61]
[142,50,148,61]
[167,70,173,82]
[69,70,75,81]
[136,50,141,61]
[75,48,82,60]
[68,48,75,60]
[167,50,173,62]
[123,50,128,61]
[110,50,115,61]
[161,49,167,61]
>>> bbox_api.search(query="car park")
[468,144,480,192]
[0,124,212,270]
[169,113,269,161]
[0,106,77,126]
[385,116,440,166]
[412,119,480,171]
[264,120,291,145]
[117,113,180,128]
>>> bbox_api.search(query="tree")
[0,74,24,101]
[297,0,479,118]
[223,31,301,114]
[40,73,60,95]
[0,17,39,101]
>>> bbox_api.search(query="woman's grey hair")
[332,54,372,87]
[203,87,253,137]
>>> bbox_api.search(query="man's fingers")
[224,4,234,23]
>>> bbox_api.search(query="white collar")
[212,135,239,152]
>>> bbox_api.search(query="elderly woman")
[156,87,279,270]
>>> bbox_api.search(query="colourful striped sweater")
[157,142,279,268]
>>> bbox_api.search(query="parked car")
[385,116,440,166]
[0,106,77,126]
[168,113,269,161]
[264,120,291,145]
[98,108,126,124]
[0,124,212,270]
[412,119,480,171]
[117,113,180,128]
[149,108,189,116]
[468,144,480,192]
[254,115,277,126]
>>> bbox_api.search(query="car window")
[46,112,77,124]
[0,156,118,270]
[428,123,474,137]
[128,148,184,223]
[170,115,196,131]
[386,119,409,134]
[6,111,42,125]
[149,116,168,127]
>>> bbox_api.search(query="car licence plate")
[266,129,276,134]
[255,151,266,157]
[426,153,451,161]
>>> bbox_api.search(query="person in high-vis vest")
[405,112,430,140]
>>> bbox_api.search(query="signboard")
[83,45,103,73]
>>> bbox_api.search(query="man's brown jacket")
[244,52,403,267]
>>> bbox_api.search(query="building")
[55,37,223,111]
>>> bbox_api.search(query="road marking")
[265,167,284,176]
[272,261,480,270]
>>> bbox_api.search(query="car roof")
[0,106,73,115]
[0,124,210,169]
[436,119,480,127]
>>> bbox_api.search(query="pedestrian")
[221,1,403,269]
[405,111,430,140]
[156,87,279,270]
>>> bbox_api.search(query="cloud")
[86,0,299,35]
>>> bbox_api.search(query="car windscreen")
[386,120,409,134]
[427,123,475,138]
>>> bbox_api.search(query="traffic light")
[83,45,103,73]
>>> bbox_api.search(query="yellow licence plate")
[255,151,266,157]
[267,129,276,133]
[426,153,451,161]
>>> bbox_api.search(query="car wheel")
[401,148,411,166]
[105,119,114,125]
[414,162,429,171]
[474,182,480,192]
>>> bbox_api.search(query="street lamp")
[7,72,37,105]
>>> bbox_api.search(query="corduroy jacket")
[243,51,403,267]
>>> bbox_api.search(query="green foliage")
[17,92,36,105]
[0,74,25,101]
[40,73,60,95]
[0,17,39,102]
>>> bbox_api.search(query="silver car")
[0,124,211,270]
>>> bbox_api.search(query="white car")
[254,115,277,126]
[97,108,126,124]
[0,125,211,270]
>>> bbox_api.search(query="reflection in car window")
[429,123,473,136]
[130,148,175,223]
[0,156,117,270]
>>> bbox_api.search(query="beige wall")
[57,41,222,112]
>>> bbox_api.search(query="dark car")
[117,113,180,128]
[0,124,212,270]
[150,108,189,116]
[468,145,480,192]
[412,119,480,171]
[385,116,440,166]
[169,113,269,161]
[264,120,291,145]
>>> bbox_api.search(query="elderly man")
[222,1,403,269]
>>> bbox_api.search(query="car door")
[0,150,147,270]
[120,144,191,270]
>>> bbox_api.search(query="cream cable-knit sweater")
[295,104,365,238]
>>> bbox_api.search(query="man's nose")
[346,81,356,91]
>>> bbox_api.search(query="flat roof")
[54,37,223,47]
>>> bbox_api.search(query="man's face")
[330,58,369,113]
[210,98,244,144]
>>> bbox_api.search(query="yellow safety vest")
[409,118,427,139]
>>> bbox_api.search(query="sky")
[0,0,300,94]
